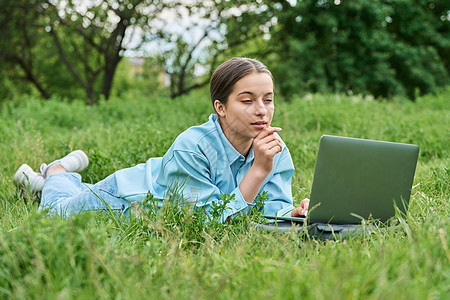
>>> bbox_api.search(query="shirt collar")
[210,114,253,164]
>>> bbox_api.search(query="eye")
[264,98,273,103]
[241,99,252,103]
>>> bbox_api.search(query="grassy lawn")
[0,89,448,299]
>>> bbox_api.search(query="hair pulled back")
[210,57,272,108]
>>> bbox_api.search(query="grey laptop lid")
[308,135,419,224]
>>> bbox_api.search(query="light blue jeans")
[40,172,130,217]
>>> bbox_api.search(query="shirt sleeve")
[162,150,255,223]
[258,147,296,217]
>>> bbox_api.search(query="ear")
[214,100,226,117]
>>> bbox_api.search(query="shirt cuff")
[276,204,295,217]
[231,187,251,211]
[220,187,253,223]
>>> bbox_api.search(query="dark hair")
[210,57,273,108]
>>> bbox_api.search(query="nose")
[254,99,267,116]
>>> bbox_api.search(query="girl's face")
[215,72,274,150]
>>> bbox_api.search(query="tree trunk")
[100,16,128,101]
[16,56,51,99]
[101,56,122,100]
[85,85,94,106]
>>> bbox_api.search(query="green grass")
[0,88,448,299]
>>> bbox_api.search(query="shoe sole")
[13,164,32,185]
[13,164,45,192]
[68,150,89,172]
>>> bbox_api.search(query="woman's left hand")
[291,198,310,217]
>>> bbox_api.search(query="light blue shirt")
[114,114,295,222]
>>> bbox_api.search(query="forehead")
[232,72,273,94]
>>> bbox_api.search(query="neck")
[219,119,252,156]
[225,130,253,157]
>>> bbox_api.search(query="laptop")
[266,135,420,226]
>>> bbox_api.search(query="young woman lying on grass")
[13,57,309,222]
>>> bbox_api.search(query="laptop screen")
[308,135,419,224]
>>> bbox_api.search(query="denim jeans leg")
[40,172,129,217]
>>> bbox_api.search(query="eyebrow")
[237,91,274,96]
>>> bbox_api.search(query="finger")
[266,144,282,157]
[276,139,283,150]
[258,139,281,152]
[275,142,283,154]
[255,126,282,141]
[257,134,283,149]
[301,198,310,210]
[300,208,308,217]
[268,126,282,133]
[272,139,283,153]
[266,139,282,153]
[293,207,307,217]
[258,133,282,145]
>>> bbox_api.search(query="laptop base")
[254,221,376,240]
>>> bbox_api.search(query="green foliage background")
[269,0,450,99]
[0,90,448,298]
[1,0,448,102]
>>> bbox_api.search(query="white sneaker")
[13,164,45,192]
[40,150,89,177]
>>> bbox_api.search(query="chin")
[250,130,262,138]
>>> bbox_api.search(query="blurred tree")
[155,0,277,98]
[0,1,52,100]
[41,0,164,104]
[2,0,447,102]
[387,0,449,98]
[0,0,163,104]
[266,0,449,100]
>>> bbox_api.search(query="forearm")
[239,127,283,204]
[239,165,269,203]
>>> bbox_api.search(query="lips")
[251,121,267,125]
[251,121,267,130]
